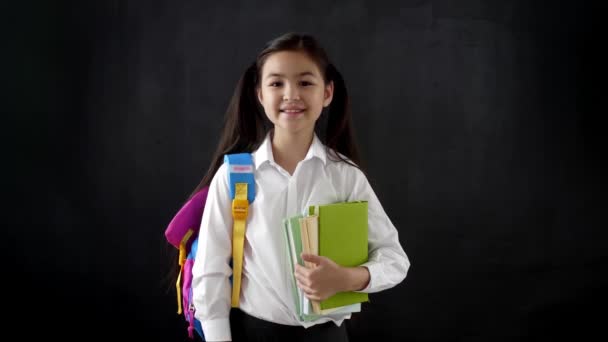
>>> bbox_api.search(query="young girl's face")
[257,51,333,137]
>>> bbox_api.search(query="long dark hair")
[187,31,363,201]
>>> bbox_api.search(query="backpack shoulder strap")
[224,153,255,203]
[224,153,255,308]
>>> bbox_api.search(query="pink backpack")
[165,153,255,339]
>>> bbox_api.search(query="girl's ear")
[257,86,264,106]
[323,81,334,107]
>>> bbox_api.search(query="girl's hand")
[294,253,347,301]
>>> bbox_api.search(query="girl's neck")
[271,129,314,175]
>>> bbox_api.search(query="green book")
[309,201,370,310]
[283,215,303,317]
[286,215,304,266]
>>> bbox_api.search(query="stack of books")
[282,201,369,322]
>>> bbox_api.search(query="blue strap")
[187,238,198,260]
[224,153,255,203]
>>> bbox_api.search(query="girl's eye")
[269,81,314,87]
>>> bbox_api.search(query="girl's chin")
[274,123,313,134]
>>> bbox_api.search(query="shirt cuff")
[200,318,231,341]
[354,261,379,293]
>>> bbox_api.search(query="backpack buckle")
[232,199,249,220]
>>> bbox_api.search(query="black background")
[8,0,603,341]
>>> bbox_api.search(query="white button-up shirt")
[192,133,410,341]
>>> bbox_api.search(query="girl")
[190,32,410,342]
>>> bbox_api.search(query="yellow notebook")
[309,201,369,310]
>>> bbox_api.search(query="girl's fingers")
[294,264,310,277]
[304,293,321,301]
[294,272,310,288]
[296,279,315,294]
[298,284,321,301]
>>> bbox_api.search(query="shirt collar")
[253,132,327,169]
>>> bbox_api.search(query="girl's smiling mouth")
[280,109,305,114]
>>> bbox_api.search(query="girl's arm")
[347,167,410,293]
[191,163,234,342]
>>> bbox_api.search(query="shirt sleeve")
[345,167,411,293]
[191,163,234,341]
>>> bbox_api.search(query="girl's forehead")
[261,51,322,78]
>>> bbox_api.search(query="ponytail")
[321,63,363,171]
[186,62,268,201]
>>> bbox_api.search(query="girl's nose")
[282,84,300,101]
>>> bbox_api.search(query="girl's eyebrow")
[265,71,317,79]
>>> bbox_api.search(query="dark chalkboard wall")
[8,0,602,341]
